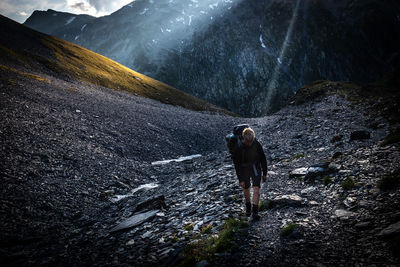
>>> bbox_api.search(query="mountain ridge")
[24,0,400,116]
[0,15,233,116]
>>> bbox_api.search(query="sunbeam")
[265,0,301,107]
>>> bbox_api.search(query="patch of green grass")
[179,218,248,266]
[377,172,400,191]
[292,153,305,159]
[259,200,266,211]
[201,224,213,234]
[184,223,194,232]
[170,234,179,243]
[381,128,400,146]
[341,177,355,190]
[280,223,298,237]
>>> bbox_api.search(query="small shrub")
[170,234,179,243]
[201,224,213,234]
[377,172,400,191]
[341,177,355,190]
[184,223,194,232]
[179,218,248,266]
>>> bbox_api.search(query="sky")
[0,0,134,23]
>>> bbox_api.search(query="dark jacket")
[232,139,267,181]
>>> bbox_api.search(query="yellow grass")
[0,64,49,83]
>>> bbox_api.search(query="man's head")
[242,127,255,147]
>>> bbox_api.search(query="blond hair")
[242,127,255,142]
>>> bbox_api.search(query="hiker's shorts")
[239,166,261,189]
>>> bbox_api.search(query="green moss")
[280,223,298,237]
[377,172,400,191]
[381,128,400,146]
[341,177,355,190]
[179,218,248,266]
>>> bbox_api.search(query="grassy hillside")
[0,15,235,116]
[288,79,400,124]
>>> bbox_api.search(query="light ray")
[265,0,301,108]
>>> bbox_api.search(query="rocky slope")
[24,0,400,116]
[1,60,399,266]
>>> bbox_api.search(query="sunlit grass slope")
[0,15,235,115]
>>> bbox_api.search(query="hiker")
[232,127,267,220]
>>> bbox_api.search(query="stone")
[196,260,209,267]
[110,210,159,233]
[301,187,316,196]
[335,209,356,219]
[289,168,308,178]
[271,195,303,207]
[142,231,152,239]
[350,130,371,141]
[378,221,400,237]
[133,195,167,213]
[305,162,333,179]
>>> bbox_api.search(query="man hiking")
[232,127,267,220]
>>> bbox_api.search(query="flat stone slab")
[335,209,356,219]
[289,168,308,178]
[111,210,159,233]
[271,194,303,207]
[378,221,400,237]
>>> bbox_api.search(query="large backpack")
[225,124,249,155]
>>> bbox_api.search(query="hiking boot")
[245,202,252,217]
[252,204,260,220]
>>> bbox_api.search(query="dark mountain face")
[24,0,400,116]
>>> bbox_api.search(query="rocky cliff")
[24,0,400,116]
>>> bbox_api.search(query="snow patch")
[65,16,76,25]
[81,24,87,31]
[166,29,171,32]
[75,35,79,40]
[188,15,193,26]
[149,0,154,4]
[151,154,202,165]
[209,3,219,9]
[277,57,282,64]
[260,34,267,49]
[140,8,148,15]
[52,13,57,17]
[110,183,159,203]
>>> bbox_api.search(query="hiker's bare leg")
[252,186,260,205]
[243,188,250,203]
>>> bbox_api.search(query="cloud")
[70,2,90,12]
[0,0,132,23]
[87,0,133,13]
